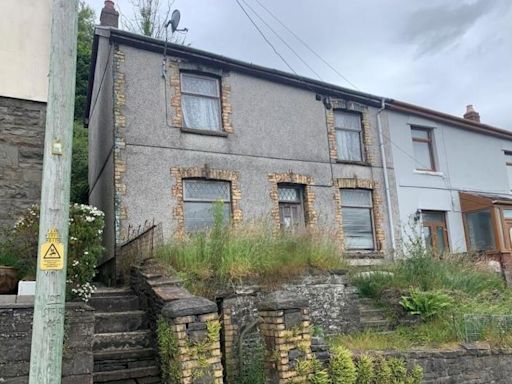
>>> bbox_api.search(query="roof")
[85,27,512,140]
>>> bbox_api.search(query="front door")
[421,211,449,255]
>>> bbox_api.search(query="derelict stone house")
[85,26,400,272]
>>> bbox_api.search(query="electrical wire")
[252,0,360,91]
[234,0,298,75]
[239,0,322,80]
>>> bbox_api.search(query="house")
[85,14,400,276]
[0,0,51,228]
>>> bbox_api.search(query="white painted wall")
[387,111,512,252]
[0,0,52,102]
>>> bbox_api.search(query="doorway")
[421,211,449,254]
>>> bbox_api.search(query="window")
[335,111,363,162]
[181,73,221,131]
[465,209,495,251]
[421,211,449,254]
[341,189,374,250]
[411,127,435,171]
[278,185,305,229]
[183,179,231,231]
[505,151,512,191]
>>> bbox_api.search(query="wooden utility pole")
[29,1,78,383]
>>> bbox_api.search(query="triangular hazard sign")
[43,243,61,259]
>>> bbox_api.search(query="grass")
[156,204,346,296]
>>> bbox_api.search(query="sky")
[88,0,511,129]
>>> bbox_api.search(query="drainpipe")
[377,98,396,258]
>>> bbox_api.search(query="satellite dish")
[170,9,181,33]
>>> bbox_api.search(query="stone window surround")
[171,165,242,236]
[268,172,317,231]
[334,178,385,252]
[169,60,233,134]
[326,99,374,165]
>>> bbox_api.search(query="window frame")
[334,110,365,163]
[411,126,436,171]
[421,210,449,254]
[340,188,376,251]
[182,178,232,232]
[463,208,497,252]
[277,184,306,229]
[504,151,512,192]
[180,72,223,132]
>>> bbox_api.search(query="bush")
[355,354,374,384]
[329,345,357,384]
[6,204,104,301]
[400,289,453,321]
[374,357,392,384]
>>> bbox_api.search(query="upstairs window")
[411,127,435,171]
[335,111,363,162]
[181,73,221,131]
[278,185,305,229]
[505,151,512,191]
[341,189,375,250]
[183,179,231,231]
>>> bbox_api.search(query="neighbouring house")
[0,0,51,228]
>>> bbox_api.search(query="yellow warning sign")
[40,228,65,270]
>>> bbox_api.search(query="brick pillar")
[257,291,312,383]
[160,297,224,384]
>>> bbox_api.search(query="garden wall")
[0,302,94,384]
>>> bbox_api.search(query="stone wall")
[0,96,45,228]
[0,302,94,384]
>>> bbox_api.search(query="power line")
[252,0,360,91]
[234,0,297,75]
[239,0,323,80]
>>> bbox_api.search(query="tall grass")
[156,204,345,296]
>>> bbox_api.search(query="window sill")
[344,251,384,258]
[413,169,444,177]
[181,127,229,137]
[336,160,371,166]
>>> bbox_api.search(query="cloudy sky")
[88,0,511,128]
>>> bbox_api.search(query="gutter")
[377,98,396,257]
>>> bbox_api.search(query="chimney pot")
[100,0,119,28]
[463,104,480,123]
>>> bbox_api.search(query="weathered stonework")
[268,172,317,231]
[168,60,233,133]
[113,45,128,242]
[326,99,374,165]
[0,96,45,228]
[170,165,243,236]
[334,178,385,252]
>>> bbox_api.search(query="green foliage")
[387,357,407,383]
[406,365,423,384]
[157,316,180,382]
[6,204,104,301]
[355,354,374,384]
[374,358,392,384]
[71,121,89,204]
[400,289,453,320]
[156,212,345,296]
[75,2,95,120]
[329,345,357,384]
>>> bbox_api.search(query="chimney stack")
[100,0,119,28]
[463,104,480,123]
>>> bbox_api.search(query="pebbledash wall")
[87,28,401,266]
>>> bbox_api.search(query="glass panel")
[334,111,361,131]
[422,211,445,224]
[181,74,218,96]
[336,129,362,161]
[342,207,374,249]
[436,226,447,253]
[183,180,230,201]
[507,166,512,191]
[411,128,429,140]
[504,152,512,162]
[182,94,221,131]
[278,187,301,203]
[280,204,303,228]
[422,226,433,250]
[504,210,512,219]
[466,210,495,251]
[184,202,230,232]
[342,189,372,208]
[413,141,433,170]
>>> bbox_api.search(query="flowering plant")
[9,204,105,301]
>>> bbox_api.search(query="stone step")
[89,295,140,312]
[94,287,133,296]
[94,347,156,362]
[360,319,393,331]
[92,366,160,383]
[94,355,158,373]
[358,305,386,314]
[93,330,153,352]
[346,258,385,267]
[95,311,147,333]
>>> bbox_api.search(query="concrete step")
[89,295,140,312]
[92,366,160,383]
[93,330,153,352]
[95,311,147,333]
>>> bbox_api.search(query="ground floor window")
[465,209,495,251]
[421,210,449,254]
[183,179,231,231]
[341,189,375,250]
[278,184,305,229]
